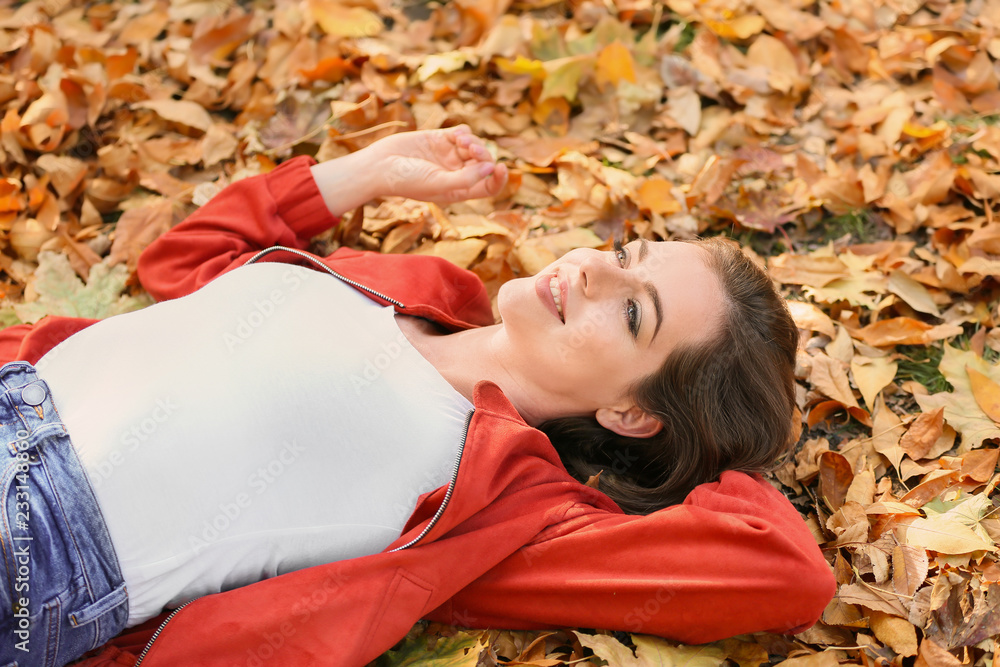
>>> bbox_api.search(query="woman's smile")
[535,271,567,323]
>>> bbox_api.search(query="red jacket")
[2,158,835,666]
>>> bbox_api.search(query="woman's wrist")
[308,145,387,218]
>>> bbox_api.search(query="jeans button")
[21,383,45,406]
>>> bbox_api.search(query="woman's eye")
[625,299,640,338]
[613,240,628,267]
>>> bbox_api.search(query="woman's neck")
[394,314,550,426]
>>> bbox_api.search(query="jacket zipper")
[243,245,405,308]
[133,600,195,666]
[390,408,472,551]
[133,245,467,663]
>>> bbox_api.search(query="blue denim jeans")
[0,362,128,667]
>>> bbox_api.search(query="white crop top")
[37,262,472,627]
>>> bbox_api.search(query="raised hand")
[369,125,508,204]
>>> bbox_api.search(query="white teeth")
[549,276,564,322]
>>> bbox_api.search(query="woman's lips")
[535,272,566,323]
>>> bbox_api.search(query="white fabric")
[38,263,471,627]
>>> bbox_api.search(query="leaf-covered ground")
[3,0,1000,665]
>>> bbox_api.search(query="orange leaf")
[900,470,958,508]
[855,317,933,346]
[636,178,681,216]
[106,48,139,80]
[299,57,359,84]
[594,41,636,88]
[967,366,1000,422]
[959,448,1000,483]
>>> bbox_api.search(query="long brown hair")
[540,237,798,515]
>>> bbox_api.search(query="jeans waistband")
[0,362,67,453]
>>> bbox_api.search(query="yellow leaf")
[705,15,766,40]
[495,55,546,79]
[851,355,898,410]
[888,270,941,317]
[416,51,476,82]
[966,366,1000,423]
[540,56,592,103]
[869,611,918,656]
[308,0,383,37]
[902,120,950,140]
[413,239,488,270]
[787,301,837,338]
[903,514,995,555]
[594,41,636,88]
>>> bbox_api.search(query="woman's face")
[496,239,724,421]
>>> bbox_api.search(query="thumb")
[439,161,494,192]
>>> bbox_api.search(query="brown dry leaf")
[107,199,176,273]
[914,638,962,667]
[873,395,905,471]
[836,582,909,618]
[899,408,945,461]
[888,270,942,317]
[818,451,854,512]
[768,250,847,285]
[892,545,930,598]
[132,99,213,133]
[809,353,859,409]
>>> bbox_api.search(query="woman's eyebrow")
[634,239,663,341]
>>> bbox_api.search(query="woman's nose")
[579,251,615,297]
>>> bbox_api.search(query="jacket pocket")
[363,569,434,649]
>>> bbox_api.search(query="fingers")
[450,126,494,165]
[476,162,508,198]
[457,162,508,201]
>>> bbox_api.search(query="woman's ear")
[595,406,663,438]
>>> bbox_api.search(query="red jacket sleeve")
[137,157,339,302]
[429,471,835,642]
